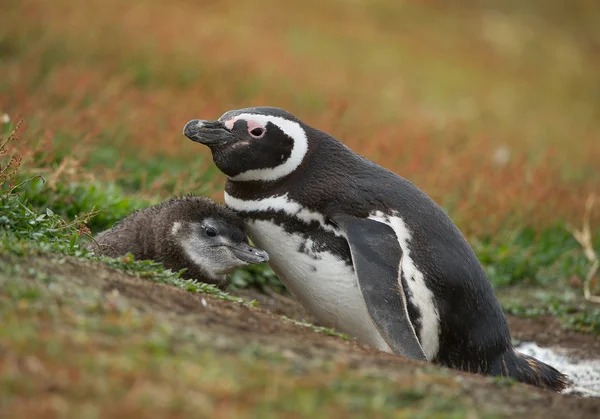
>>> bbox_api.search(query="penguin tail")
[490,349,571,392]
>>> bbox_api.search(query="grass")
[500,288,600,335]
[280,316,352,341]
[1,0,600,415]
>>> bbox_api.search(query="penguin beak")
[183,119,233,146]
[230,242,270,264]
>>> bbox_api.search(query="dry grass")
[1,0,600,235]
[568,194,600,303]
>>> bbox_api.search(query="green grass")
[500,289,600,335]
[18,176,151,233]
[473,225,595,289]
[102,255,257,307]
[280,316,352,341]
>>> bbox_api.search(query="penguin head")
[171,214,269,283]
[159,196,269,286]
[183,107,309,182]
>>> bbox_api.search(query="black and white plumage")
[90,195,269,289]
[183,107,569,391]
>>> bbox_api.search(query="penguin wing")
[330,213,427,361]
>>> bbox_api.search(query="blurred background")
[1,0,599,236]
[2,2,600,413]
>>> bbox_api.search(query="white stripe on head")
[220,113,309,182]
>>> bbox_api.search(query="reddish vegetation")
[1,0,599,235]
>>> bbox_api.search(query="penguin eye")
[205,227,217,237]
[249,127,265,138]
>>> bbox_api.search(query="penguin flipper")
[330,214,427,362]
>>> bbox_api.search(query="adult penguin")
[183,107,568,392]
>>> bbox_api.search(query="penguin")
[182,107,569,392]
[89,195,269,289]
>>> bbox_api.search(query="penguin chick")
[90,195,269,289]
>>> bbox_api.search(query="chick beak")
[230,242,270,264]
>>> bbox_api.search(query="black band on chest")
[244,210,353,266]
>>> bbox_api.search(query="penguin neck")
[226,174,285,200]
[225,160,306,200]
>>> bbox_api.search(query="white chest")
[246,219,393,353]
[224,192,440,360]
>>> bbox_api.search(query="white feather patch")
[368,211,440,360]
[220,113,308,182]
[171,221,182,235]
[224,192,343,237]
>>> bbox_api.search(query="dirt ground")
[4,254,596,418]
[231,288,600,360]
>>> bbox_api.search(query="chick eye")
[249,127,265,138]
[205,227,217,237]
